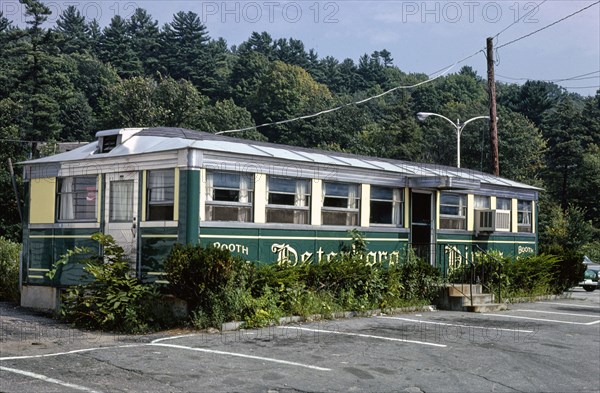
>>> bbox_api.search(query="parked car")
[580,268,600,292]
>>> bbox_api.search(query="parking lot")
[1,289,599,393]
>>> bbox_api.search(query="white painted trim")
[311,179,322,225]
[360,184,370,228]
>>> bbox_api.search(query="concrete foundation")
[20,285,60,311]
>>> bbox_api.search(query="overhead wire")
[495,1,600,50]
[496,70,600,82]
[492,0,548,40]
[217,46,490,135]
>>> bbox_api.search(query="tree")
[273,37,309,69]
[541,96,586,209]
[99,76,210,129]
[160,11,224,95]
[197,99,264,141]
[228,51,271,109]
[55,6,90,54]
[236,31,274,59]
[128,8,161,76]
[0,98,26,241]
[99,15,142,78]
[15,0,63,143]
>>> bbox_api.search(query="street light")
[416,112,491,168]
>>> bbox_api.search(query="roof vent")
[95,128,145,154]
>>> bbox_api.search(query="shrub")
[59,233,164,333]
[164,243,254,328]
[0,236,21,302]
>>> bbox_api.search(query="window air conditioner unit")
[475,209,511,234]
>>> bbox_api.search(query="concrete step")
[449,293,494,306]
[446,284,483,296]
[464,303,507,313]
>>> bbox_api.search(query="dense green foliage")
[59,233,167,333]
[164,238,441,329]
[450,250,586,300]
[0,236,21,302]
[164,244,253,328]
[0,1,598,258]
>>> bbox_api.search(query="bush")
[165,234,445,329]
[59,233,165,333]
[164,243,254,328]
[463,251,581,299]
[0,236,21,302]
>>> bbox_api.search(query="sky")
[3,0,600,96]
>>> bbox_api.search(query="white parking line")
[376,316,534,333]
[514,309,600,318]
[536,302,600,309]
[151,334,198,344]
[149,342,331,371]
[0,366,103,393]
[0,345,143,361]
[482,314,600,325]
[278,326,447,348]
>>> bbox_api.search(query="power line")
[496,1,600,50]
[492,0,548,39]
[496,70,600,82]
[216,62,458,135]
[560,85,600,89]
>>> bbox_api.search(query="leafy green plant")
[164,243,254,328]
[59,233,164,333]
[0,236,21,302]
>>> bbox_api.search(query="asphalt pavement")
[1,288,599,392]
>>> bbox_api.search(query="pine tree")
[56,6,90,54]
[160,11,224,95]
[99,15,142,78]
[128,8,161,76]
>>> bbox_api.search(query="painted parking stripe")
[0,366,103,393]
[536,302,600,309]
[0,345,143,361]
[149,342,331,371]
[151,334,198,344]
[483,313,600,325]
[514,309,600,318]
[376,316,534,333]
[278,326,447,348]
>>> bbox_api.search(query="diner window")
[56,176,97,221]
[205,171,253,222]
[146,170,175,221]
[496,197,511,211]
[266,176,310,224]
[474,195,490,209]
[370,186,403,226]
[517,200,532,233]
[439,192,467,230]
[322,182,359,226]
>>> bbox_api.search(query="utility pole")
[486,37,500,176]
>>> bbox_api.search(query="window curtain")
[347,184,358,225]
[149,171,166,201]
[522,202,531,225]
[475,196,490,209]
[294,180,308,224]
[392,188,402,225]
[110,181,134,221]
[458,195,466,217]
[238,175,251,221]
[205,173,214,202]
[295,181,308,207]
[59,177,75,220]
